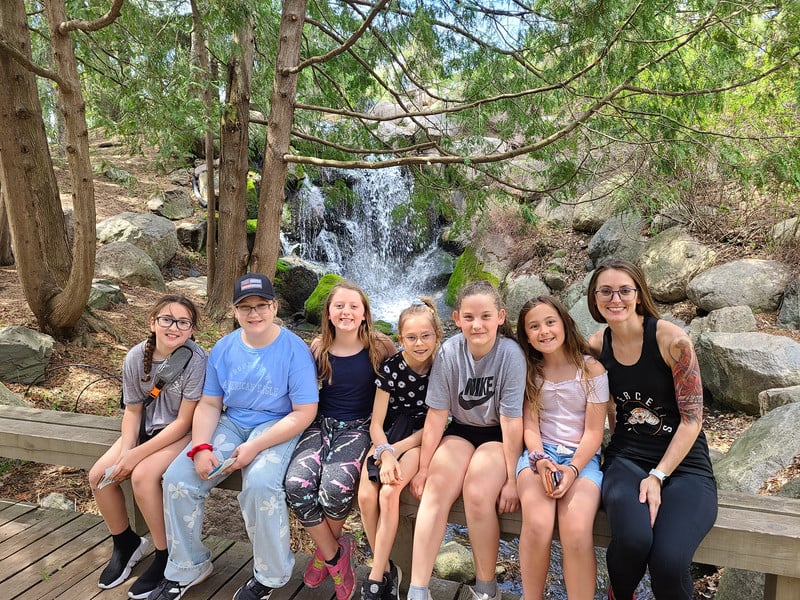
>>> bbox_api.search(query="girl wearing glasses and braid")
[357,297,443,600]
[587,259,717,600]
[89,294,206,599]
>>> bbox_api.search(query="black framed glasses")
[594,287,638,300]
[235,301,275,315]
[155,316,194,331]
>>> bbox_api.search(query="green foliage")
[304,273,345,325]
[246,173,259,219]
[373,320,394,337]
[446,248,497,307]
[322,179,359,215]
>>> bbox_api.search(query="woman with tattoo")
[587,259,717,600]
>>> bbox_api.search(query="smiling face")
[523,302,565,355]
[399,314,439,368]
[149,302,196,357]
[233,295,278,338]
[327,288,366,334]
[592,268,641,325]
[453,292,506,359]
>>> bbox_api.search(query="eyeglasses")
[402,332,436,345]
[594,287,638,300]
[235,301,275,315]
[155,316,193,331]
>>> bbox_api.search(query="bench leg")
[764,574,800,600]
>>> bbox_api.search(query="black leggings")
[602,457,717,600]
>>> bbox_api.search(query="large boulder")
[304,273,344,325]
[0,381,29,406]
[569,297,604,340]
[587,211,648,267]
[95,241,167,291]
[686,259,792,313]
[274,256,326,316]
[96,211,179,268]
[696,332,800,414]
[687,305,757,344]
[777,277,800,330]
[758,385,800,415]
[503,273,550,325]
[571,175,630,233]
[147,188,194,220]
[713,401,800,493]
[638,226,716,302]
[0,326,54,385]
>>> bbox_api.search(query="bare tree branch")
[0,36,70,89]
[58,0,124,34]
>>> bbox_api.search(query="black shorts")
[443,420,502,447]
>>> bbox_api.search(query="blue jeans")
[516,442,603,489]
[162,415,300,587]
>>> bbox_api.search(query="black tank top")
[600,316,714,477]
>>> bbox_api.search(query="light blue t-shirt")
[203,327,318,429]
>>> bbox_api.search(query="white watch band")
[649,468,667,483]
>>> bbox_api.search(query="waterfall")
[290,166,448,326]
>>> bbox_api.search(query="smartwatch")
[649,468,668,484]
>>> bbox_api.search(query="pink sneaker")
[303,547,328,588]
[327,535,355,600]
[608,588,636,600]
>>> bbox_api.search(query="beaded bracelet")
[374,443,395,461]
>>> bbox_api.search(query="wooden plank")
[0,405,121,430]
[0,501,37,527]
[765,575,800,600]
[0,507,81,564]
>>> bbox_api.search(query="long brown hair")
[316,280,384,384]
[142,294,199,382]
[587,259,661,323]
[516,295,593,414]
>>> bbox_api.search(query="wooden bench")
[2,405,799,600]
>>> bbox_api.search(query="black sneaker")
[98,537,149,589]
[128,554,166,599]
[382,561,402,600]
[233,577,274,600]
[362,578,386,600]
[146,563,213,600]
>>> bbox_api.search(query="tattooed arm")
[639,320,705,524]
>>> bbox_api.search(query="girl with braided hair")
[89,294,206,599]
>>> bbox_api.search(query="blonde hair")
[397,297,443,341]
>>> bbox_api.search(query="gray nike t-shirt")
[426,334,526,426]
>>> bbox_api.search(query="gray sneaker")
[233,577,274,600]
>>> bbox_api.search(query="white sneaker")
[467,586,497,600]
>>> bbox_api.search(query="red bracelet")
[186,443,213,459]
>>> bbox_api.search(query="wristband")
[649,468,668,484]
[568,463,580,477]
[374,443,395,461]
[187,443,213,460]
[529,450,548,473]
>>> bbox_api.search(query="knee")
[130,465,160,492]
[358,481,377,511]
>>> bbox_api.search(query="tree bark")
[250,0,307,278]
[204,17,254,320]
[0,184,13,266]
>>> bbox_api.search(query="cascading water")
[289,166,450,326]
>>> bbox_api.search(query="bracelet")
[374,443,395,461]
[528,450,548,473]
[568,463,580,477]
[186,443,213,459]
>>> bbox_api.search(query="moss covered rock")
[304,273,345,325]
[445,248,498,306]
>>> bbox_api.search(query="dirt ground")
[1,136,799,597]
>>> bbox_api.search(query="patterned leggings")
[284,416,370,527]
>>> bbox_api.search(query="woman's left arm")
[640,322,705,523]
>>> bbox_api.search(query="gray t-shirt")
[426,334,526,426]
[122,338,207,435]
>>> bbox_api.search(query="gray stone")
[568,297,604,340]
[587,211,648,267]
[147,188,194,220]
[0,326,54,385]
[777,278,800,330]
[758,385,800,415]
[103,165,135,185]
[95,241,166,292]
[39,492,75,511]
[0,381,29,406]
[771,216,800,244]
[639,226,716,302]
[87,280,126,310]
[714,568,764,600]
[713,402,800,493]
[571,175,630,233]
[166,276,207,299]
[176,221,207,253]
[689,306,757,343]
[697,332,800,414]
[503,273,550,325]
[533,197,574,227]
[432,541,474,583]
[274,256,326,316]
[686,259,792,313]
[96,211,179,268]
[559,281,585,312]
[778,476,800,499]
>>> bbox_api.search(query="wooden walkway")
[0,499,467,600]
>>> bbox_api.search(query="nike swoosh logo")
[458,392,494,410]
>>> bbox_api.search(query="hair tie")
[410,298,426,306]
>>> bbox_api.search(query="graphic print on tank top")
[458,376,495,410]
[618,391,673,436]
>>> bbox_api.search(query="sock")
[325,547,342,565]
[474,579,497,599]
[111,526,140,553]
[407,584,429,600]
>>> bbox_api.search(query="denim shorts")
[516,442,603,489]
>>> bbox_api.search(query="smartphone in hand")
[544,469,562,494]
[208,456,236,479]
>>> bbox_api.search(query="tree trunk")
[250,0,307,278]
[0,0,71,334]
[204,17,254,320]
[0,184,13,266]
